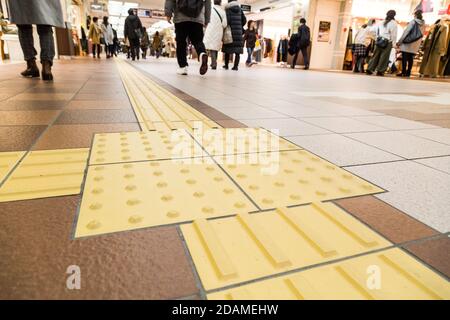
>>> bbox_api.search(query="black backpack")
[178,0,204,18]
[288,33,300,55]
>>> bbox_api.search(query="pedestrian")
[124,8,143,61]
[222,0,246,71]
[8,0,65,81]
[352,19,376,73]
[244,20,257,66]
[88,17,102,59]
[366,10,398,76]
[204,0,227,70]
[140,27,150,59]
[101,16,114,58]
[152,31,163,59]
[165,0,211,75]
[291,18,310,70]
[396,10,425,77]
[112,28,119,56]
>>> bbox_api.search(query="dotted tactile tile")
[116,59,220,131]
[75,159,257,238]
[0,148,89,202]
[207,248,450,300]
[191,128,300,156]
[181,202,391,290]
[0,151,25,184]
[215,150,384,209]
[89,130,205,165]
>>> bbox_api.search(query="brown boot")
[20,59,40,78]
[41,60,53,81]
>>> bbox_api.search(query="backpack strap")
[213,7,223,23]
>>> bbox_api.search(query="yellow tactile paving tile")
[0,148,89,202]
[0,151,25,183]
[74,159,257,238]
[89,130,206,165]
[215,150,384,209]
[181,202,391,290]
[191,128,300,156]
[207,248,450,300]
[116,59,220,131]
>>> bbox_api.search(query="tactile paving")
[215,150,384,209]
[181,202,391,290]
[207,248,450,300]
[0,148,89,202]
[89,130,205,165]
[191,128,300,156]
[0,151,25,183]
[75,159,257,238]
[116,59,220,131]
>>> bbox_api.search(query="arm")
[137,17,143,30]
[241,10,247,27]
[222,10,228,28]
[391,22,398,43]
[204,0,211,25]
[165,0,175,20]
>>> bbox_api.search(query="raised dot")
[161,195,173,202]
[120,137,127,141]
[213,176,223,182]
[126,199,140,206]
[143,141,150,145]
[223,188,234,194]
[290,194,301,200]
[94,176,104,181]
[166,210,179,218]
[342,173,353,179]
[96,158,105,162]
[316,191,327,197]
[306,167,315,172]
[98,144,105,148]
[228,164,236,169]
[193,191,205,198]
[206,166,215,172]
[120,132,127,136]
[292,159,302,163]
[298,179,308,184]
[121,143,128,147]
[234,202,246,208]
[262,198,274,204]
[202,206,214,214]
[274,181,285,187]
[284,169,294,174]
[96,151,105,155]
[249,185,259,190]
[180,168,190,174]
[361,184,373,190]
[147,154,155,159]
[339,187,351,193]
[320,177,333,182]
[94,166,104,171]
[166,146,173,150]
[153,171,163,176]
[325,164,335,170]
[125,184,136,191]
[237,173,247,179]
[121,149,130,153]
[122,156,131,160]
[186,179,196,185]
[86,220,101,230]
[123,164,133,169]
[91,188,103,194]
[150,162,159,167]
[128,215,143,224]
[124,173,134,179]
[89,203,102,210]
[145,147,152,151]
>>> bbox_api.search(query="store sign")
[318,21,331,42]
[90,3,104,11]
[241,4,252,12]
[138,9,151,18]
[151,9,166,19]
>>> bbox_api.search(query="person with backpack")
[140,27,150,59]
[124,8,143,61]
[204,0,227,70]
[396,10,425,77]
[290,18,310,70]
[222,0,246,71]
[244,20,258,66]
[366,10,398,76]
[165,0,211,75]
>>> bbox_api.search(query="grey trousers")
[17,24,55,63]
[367,42,392,73]
[209,50,218,68]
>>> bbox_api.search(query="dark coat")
[124,14,143,40]
[298,24,311,48]
[7,0,64,27]
[244,29,257,48]
[222,1,246,54]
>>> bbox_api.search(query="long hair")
[415,9,423,20]
[384,10,396,26]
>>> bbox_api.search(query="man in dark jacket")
[165,0,211,75]
[8,0,64,81]
[124,8,143,61]
[291,18,310,70]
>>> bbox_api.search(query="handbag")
[375,37,389,49]
[223,26,233,45]
[402,21,423,44]
[254,39,261,51]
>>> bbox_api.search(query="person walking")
[112,28,119,56]
[152,31,163,59]
[101,16,114,58]
[165,0,211,75]
[291,18,310,70]
[88,17,102,59]
[140,27,150,59]
[8,0,64,81]
[396,10,425,77]
[204,0,227,70]
[124,8,143,61]
[366,10,398,76]
[222,0,246,71]
[244,20,257,66]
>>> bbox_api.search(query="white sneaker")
[177,66,188,75]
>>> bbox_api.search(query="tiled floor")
[1,57,449,299]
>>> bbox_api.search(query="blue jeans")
[246,47,254,64]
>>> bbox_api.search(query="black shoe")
[232,66,238,71]
[366,70,373,75]
[20,60,40,78]
[223,65,228,70]
[304,66,309,70]
[396,73,404,77]
[211,66,217,70]
[376,71,384,76]
[199,52,208,75]
[41,60,53,81]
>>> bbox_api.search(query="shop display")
[277,36,288,64]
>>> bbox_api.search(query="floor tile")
[55,109,138,124]
[215,119,247,128]
[0,99,68,111]
[287,134,402,166]
[405,235,450,279]
[347,161,450,233]
[33,123,141,150]
[66,100,132,110]
[0,151,25,183]
[404,128,450,145]
[73,93,129,101]
[10,93,75,101]
[334,196,438,243]
[240,118,331,136]
[354,115,437,130]
[415,156,450,174]
[301,117,387,133]
[220,106,288,120]
[0,126,47,151]
[422,119,450,128]
[0,196,198,299]
[345,131,450,159]
[0,110,60,126]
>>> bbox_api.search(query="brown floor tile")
[334,196,439,243]
[73,93,128,101]
[215,119,247,128]
[0,100,68,111]
[404,235,450,279]
[198,107,233,121]
[66,100,131,110]
[55,109,138,124]
[25,87,81,94]
[381,109,450,121]
[422,119,450,128]
[33,123,141,149]
[0,196,198,299]
[11,93,75,101]
[0,125,47,151]
[0,110,60,126]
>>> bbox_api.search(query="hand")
[166,16,172,24]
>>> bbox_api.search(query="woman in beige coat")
[88,17,102,58]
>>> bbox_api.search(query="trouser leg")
[187,22,206,58]
[405,52,414,76]
[210,50,217,68]
[291,51,299,68]
[17,24,37,61]
[92,44,96,56]
[246,47,253,64]
[376,42,392,73]
[367,45,382,72]
[233,54,240,68]
[224,53,230,67]
[301,47,309,68]
[175,22,189,67]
